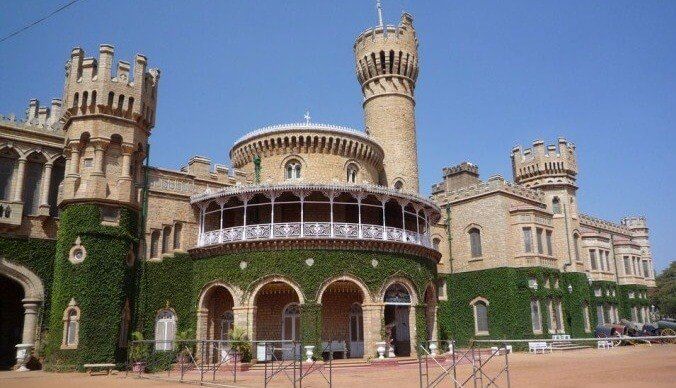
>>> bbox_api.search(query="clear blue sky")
[1,1,674,271]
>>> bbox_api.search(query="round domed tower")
[354,12,420,192]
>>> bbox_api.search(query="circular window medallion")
[305,258,314,267]
[68,237,87,264]
[371,259,378,268]
[239,261,248,270]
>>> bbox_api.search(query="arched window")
[346,164,358,183]
[150,230,160,258]
[349,303,364,353]
[552,197,561,214]
[72,92,79,108]
[285,160,301,180]
[432,237,441,251]
[220,311,234,340]
[0,148,18,200]
[530,299,542,333]
[162,225,171,254]
[582,303,591,332]
[573,233,580,261]
[468,228,482,257]
[155,309,176,351]
[471,298,489,335]
[394,180,404,191]
[23,154,45,215]
[107,92,114,108]
[173,223,182,250]
[62,299,80,349]
[282,303,301,341]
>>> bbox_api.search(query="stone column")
[69,145,80,175]
[16,298,40,371]
[37,162,53,217]
[408,306,419,357]
[92,141,106,175]
[120,145,133,178]
[117,144,134,203]
[13,158,27,202]
[361,302,384,359]
[195,309,209,364]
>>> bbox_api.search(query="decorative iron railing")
[198,222,431,248]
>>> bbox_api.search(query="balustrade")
[198,222,431,248]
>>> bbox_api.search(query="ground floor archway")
[198,283,236,363]
[253,280,302,360]
[0,275,23,369]
[320,279,366,358]
[383,282,414,357]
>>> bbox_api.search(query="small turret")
[431,162,481,194]
[511,138,578,189]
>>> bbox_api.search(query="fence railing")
[126,339,336,387]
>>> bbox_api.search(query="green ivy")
[138,249,437,348]
[44,204,138,370]
[438,267,595,347]
[0,235,56,357]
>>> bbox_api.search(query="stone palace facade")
[0,12,656,370]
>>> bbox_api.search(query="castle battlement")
[1,99,64,132]
[442,161,479,178]
[61,44,160,130]
[621,216,648,230]
[511,138,578,188]
[431,174,545,205]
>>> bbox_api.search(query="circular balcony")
[190,183,441,260]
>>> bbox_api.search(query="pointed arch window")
[61,299,81,349]
[346,163,359,183]
[470,297,489,336]
[552,197,561,214]
[468,228,482,257]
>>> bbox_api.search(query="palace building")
[0,11,655,370]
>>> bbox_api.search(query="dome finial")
[304,109,311,124]
[376,0,384,27]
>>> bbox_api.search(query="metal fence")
[418,335,676,388]
[126,339,335,387]
[418,340,510,388]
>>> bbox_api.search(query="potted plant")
[228,327,252,371]
[130,331,149,373]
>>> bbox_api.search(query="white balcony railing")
[198,222,431,249]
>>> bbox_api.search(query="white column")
[401,203,406,242]
[270,196,275,238]
[415,210,420,242]
[381,201,387,240]
[329,193,334,237]
[13,158,27,202]
[198,206,204,245]
[219,203,224,243]
[357,196,363,238]
[300,195,305,237]
[243,200,248,240]
[39,163,53,206]
[16,299,40,371]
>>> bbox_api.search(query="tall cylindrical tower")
[354,13,420,192]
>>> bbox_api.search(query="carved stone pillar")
[117,144,134,203]
[13,158,26,202]
[37,163,53,217]
[69,144,80,176]
[15,298,40,371]
[92,140,106,175]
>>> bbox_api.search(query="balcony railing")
[198,222,431,248]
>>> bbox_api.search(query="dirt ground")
[1,345,674,387]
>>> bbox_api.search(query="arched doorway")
[319,280,365,358]
[253,280,302,360]
[199,284,235,363]
[383,283,412,357]
[0,275,23,369]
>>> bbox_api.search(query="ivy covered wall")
[438,267,595,347]
[138,249,438,348]
[0,236,56,342]
[44,204,138,370]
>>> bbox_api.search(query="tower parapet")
[511,138,578,189]
[61,44,160,130]
[355,12,420,192]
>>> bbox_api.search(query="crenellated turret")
[511,138,578,190]
[60,44,160,209]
